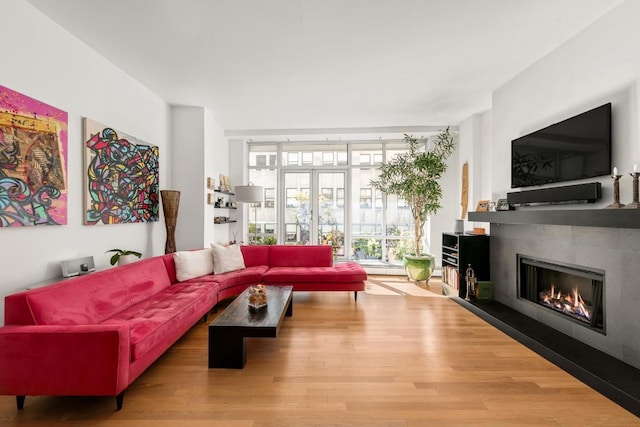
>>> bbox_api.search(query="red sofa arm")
[0,324,130,396]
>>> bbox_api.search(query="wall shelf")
[468,209,640,229]
[214,189,235,196]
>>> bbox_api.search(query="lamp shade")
[234,183,263,203]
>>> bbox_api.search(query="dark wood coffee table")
[208,285,293,368]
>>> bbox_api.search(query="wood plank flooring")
[0,277,638,426]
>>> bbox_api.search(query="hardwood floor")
[1,277,638,426]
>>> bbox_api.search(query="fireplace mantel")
[468,209,640,229]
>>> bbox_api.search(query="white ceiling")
[27,0,622,132]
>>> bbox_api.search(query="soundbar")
[507,182,601,206]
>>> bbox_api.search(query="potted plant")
[370,128,455,282]
[105,249,142,266]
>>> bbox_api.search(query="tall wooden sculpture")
[461,162,469,219]
[161,190,180,254]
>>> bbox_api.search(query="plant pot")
[402,253,435,282]
[118,254,138,266]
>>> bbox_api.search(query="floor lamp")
[234,182,264,244]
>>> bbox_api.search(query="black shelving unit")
[441,232,490,298]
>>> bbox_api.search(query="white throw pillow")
[173,249,215,282]
[210,244,246,274]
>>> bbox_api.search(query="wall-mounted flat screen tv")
[511,103,611,188]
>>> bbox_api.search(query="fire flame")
[539,283,592,323]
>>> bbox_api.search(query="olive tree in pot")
[370,128,455,282]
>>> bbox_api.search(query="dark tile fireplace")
[517,255,605,333]
[457,219,640,416]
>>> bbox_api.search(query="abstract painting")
[0,85,68,227]
[83,118,159,225]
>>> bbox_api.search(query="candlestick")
[624,172,640,209]
[606,173,625,209]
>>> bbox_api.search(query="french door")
[281,170,346,253]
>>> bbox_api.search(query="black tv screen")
[511,103,611,188]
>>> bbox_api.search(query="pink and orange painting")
[0,85,68,227]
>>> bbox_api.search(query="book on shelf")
[442,265,459,290]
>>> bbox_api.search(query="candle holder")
[606,174,625,209]
[623,172,640,209]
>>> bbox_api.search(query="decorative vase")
[161,190,180,254]
[402,253,435,282]
[118,254,137,266]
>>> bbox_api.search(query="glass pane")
[317,172,345,260]
[281,144,347,167]
[264,188,275,208]
[352,238,382,261]
[385,140,413,162]
[352,142,382,166]
[336,188,345,207]
[385,238,413,263]
[286,152,299,166]
[385,194,414,237]
[351,168,382,237]
[283,172,311,245]
[249,144,277,167]
[322,152,334,165]
[249,169,277,244]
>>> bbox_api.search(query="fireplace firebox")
[517,255,605,333]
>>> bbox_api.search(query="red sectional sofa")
[0,245,366,410]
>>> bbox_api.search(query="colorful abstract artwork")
[83,118,159,225]
[0,85,68,227]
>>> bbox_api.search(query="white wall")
[0,0,171,322]
[491,0,640,207]
[428,134,459,271]
[171,106,206,250]
[205,109,230,246]
[171,106,228,249]
[458,111,492,230]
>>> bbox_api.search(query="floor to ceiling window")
[247,140,415,265]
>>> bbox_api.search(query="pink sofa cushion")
[240,245,270,267]
[262,262,367,283]
[103,282,217,361]
[25,271,130,325]
[24,257,172,326]
[115,258,172,305]
[268,245,332,267]
[207,265,268,290]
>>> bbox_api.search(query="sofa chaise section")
[256,245,367,299]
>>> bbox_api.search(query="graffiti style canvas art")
[83,118,159,225]
[0,85,68,227]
